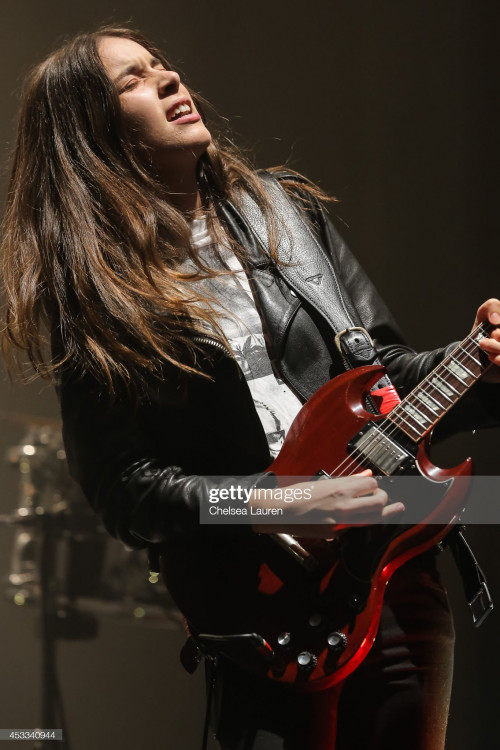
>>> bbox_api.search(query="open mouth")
[166,99,193,122]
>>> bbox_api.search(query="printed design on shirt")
[254,400,286,459]
[229,330,300,458]
[187,218,303,456]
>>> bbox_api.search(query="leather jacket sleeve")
[56,365,274,551]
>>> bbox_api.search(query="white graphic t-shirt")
[187,217,303,458]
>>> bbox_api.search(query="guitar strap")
[236,172,358,335]
[237,173,401,411]
[236,172,493,627]
[333,326,401,415]
[441,526,493,628]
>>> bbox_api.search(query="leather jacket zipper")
[192,334,232,356]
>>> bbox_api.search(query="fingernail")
[491,312,500,323]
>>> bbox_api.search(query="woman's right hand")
[249,471,405,538]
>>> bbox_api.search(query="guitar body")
[161,365,472,691]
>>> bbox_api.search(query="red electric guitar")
[166,321,493,691]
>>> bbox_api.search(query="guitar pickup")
[348,423,413,475]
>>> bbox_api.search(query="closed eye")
[115,57,171,94]
[121,78,139,92]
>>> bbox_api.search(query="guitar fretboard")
[387,321,493,441]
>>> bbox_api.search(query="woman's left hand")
[474,298,500,383]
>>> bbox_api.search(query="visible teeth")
[170,103,192,120]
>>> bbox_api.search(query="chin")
[189,132,212,159]
[194,126,212,152]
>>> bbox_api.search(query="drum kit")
[0,411,182,629]
[0,411,182,749]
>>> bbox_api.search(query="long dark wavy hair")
[1,26,330,395]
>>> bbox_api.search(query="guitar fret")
[443,360,468,387]
[439,371,461,394]
[415,391,438,413]
[385,321,492,445]
[457,344,481,367]
[390,410,422,438]
[443,365,467,384]
[403,401,431,426]
[430,375,454,401]
[418,390,443,411]
[452,358,475,378]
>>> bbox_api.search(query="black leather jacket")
[55,174,500,555]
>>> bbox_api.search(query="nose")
[157,69,180,97]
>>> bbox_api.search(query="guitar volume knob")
[297,651,317,670]
[327,632,348,652]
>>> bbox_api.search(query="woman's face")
[99,35,211,181]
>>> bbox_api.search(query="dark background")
[0,1,499,748]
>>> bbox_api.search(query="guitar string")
[383,325,489,436]
[321,321,491,483]
[332,330,488,480]
[328,323,490,482]
[321,324,486,478]
[376,328,488,447]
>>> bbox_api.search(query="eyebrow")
[112,56,163,85]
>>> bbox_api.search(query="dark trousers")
[213,553,455,750]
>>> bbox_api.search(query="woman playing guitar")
[2,25,500,750]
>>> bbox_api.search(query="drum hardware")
[0,425,182,749]
[2,426,181,626]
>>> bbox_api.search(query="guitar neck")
[386,321,493,441]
